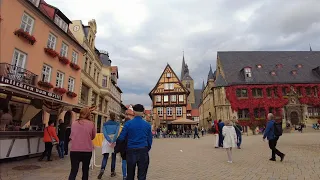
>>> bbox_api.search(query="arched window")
[186,81,190,88]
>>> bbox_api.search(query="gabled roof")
[149,64,189,99]
[216,51,320,87]
[186,104,192,111]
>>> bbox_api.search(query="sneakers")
[269,158,276,161]
[111,172,116,177]
[97,170,104,179]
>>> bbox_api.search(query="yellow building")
[149,64,189,128]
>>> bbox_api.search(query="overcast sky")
[47,0,320,109]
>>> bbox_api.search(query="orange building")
[0,0,86,127]
[149,64,189,128]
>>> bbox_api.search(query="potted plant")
[53,87,67,94]
[44,48,59,58]
[66,91,77,98]
[37,81,53,89]
[14,29,37,45]
[70,62,80,71]
[58,56,70,65]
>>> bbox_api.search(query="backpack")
[274,121,283,137]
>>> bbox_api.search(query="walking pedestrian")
[117,104,153,180]
[233,118,243,149]
[68,107,96,180]
[218,119,225,147]
[213,120,219,148]
[39,120,59,161]
[64,124,71,156]
[98,112,120,179]
[222,120,237,163]
[193,125,200,139]
[201,127,205,137]
[263,113,285,162]
[57,119,67,158]
[156,127,161,138]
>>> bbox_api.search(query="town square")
[1,0,320,180]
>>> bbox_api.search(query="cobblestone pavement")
[1,132,320,180]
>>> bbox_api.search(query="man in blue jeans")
[118,104,153,180]
[57,119,66,158]
[233,118,243,149]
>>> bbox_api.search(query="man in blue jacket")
[218,119,225,147]
[118,104,153,180]
[263,113,285,162]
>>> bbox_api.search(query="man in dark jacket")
[193,125,200,139]
[233,118,243,149]
[57,119,67,158]
[218,119,225,147]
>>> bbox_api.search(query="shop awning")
[171,119,198,125]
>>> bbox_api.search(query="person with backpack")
[263,113,285,162]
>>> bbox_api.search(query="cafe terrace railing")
[0,63,38,86]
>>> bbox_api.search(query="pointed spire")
[202,80,205,90]
[310,44,313,51]
[181,50,186,79]
[207,64,215,81]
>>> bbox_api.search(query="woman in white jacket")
[222,120,237,163]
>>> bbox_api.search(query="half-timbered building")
[149,64,189,128]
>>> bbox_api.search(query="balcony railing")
[0,63,38,86]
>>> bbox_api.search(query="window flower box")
[14,29,36,45]
[58,56,70,65]
[44,48,59,58]
[70,62,80,71]
[66,91,77,98]
[37,81,53,89]
[53,87,67,94]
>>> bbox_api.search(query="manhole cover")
[12,165,41,170]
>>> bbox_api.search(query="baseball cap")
[133,104,144,112]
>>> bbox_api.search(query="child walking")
[222,120,237,163]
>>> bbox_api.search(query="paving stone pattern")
[1,132,320,180]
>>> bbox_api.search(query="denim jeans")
[58,141,65,158]
[126,147,149,180]
[236,134,242,147]
[101,153,116,172]
[122,160,127,177]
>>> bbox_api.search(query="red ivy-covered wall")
[225,84,320,126]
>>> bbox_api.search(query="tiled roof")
[216,51,320,86]
[191,109,199,117]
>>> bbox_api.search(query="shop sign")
[0,76,62,101]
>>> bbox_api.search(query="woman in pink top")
[68,107,96,180]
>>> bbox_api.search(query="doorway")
[64,111,72,126]
[290,111,299,125]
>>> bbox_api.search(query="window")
[236,89,248,97]
[176,107,182,116]
[89,62,92,74]
[169,83,174,90]
[102,76,107,87]
[308,107,320,117]
[28,0,40,7]
[166,73,171,78]
[254,108,265,118]
[97,72,100,82]
[306,87,311,96]
[297,87,302,96]
[41,65,52,82]
[71,51,78,64]
[273,88,279,97]
[84,58,88,71]
[256,64,262,68]
[157,107,163,116]
[91,92,97,106]
[252,88,262,97]
[164,83,169,90]
[54,14,68,32]
[164,95,168,102]
[179,95,184,102]
[167,107,172,116]
[20,13,34,34]
[56,71,64,88]
[171,95,176,102]
[238,109,249,119]
[156,95,161,102]
[60,43,68,57]
[267,88,272,97]
[12,49,27,69]
[93,68,96,79]
[68,77,75,92]
[282,87,288,96]
[186,82,190,88]
[244,67,252,78]
[47,33,57,49]
[313,86,318,97]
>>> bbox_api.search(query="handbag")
[46,127,58,145]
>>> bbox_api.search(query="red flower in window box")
[53,87,67,94]
[66,91,77,98]
[14,28,37,45]
[44,48,59,58]
[58,56,70,65]
[37,81,53,89]
[70,62,80,71]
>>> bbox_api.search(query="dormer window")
[270,71,276,76]
[291,70,297,75]
[256,64,262,69]
[166,72,171,78]
[54,14,68,32]
[276,64,283,68]
[244,67,252,78]
[29,0,40,7]
[296,64,303,68]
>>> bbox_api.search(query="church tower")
[181,53,195,104]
